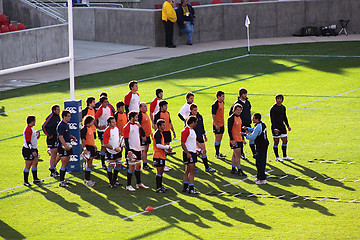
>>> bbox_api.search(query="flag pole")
[247,26,250,54]
[245,15,250,54]
[68,0,75,101]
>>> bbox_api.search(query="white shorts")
[273,134,287,138]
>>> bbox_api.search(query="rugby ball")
[119,136,125,148]
[36,130,41,139]
[62,142,72,149]
[81,151,91,161]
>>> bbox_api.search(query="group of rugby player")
[22,80,292,193]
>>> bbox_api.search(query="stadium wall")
[0,0,3,13]
[71,0,359,47]
[0,24,69,70]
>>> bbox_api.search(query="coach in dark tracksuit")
[244,113,269,184]
[229,88,256,159]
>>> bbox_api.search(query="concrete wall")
[0,0,3,13]
[0,24,69,70]
[3,0,62,28]
[72,0,360,47]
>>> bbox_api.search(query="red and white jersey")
[95,105,113,132]
[150,97,162,118]
[103,126,120,155]
[23,125,37,149]
[179,102,191,120]
[124,91,140,112]
[123,122,141,152]
[181,126,196,153]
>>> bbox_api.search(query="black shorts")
[22,147,38,160]
[196,134,204,144]
[153,158,166,167]
[58,145,73,157]
[183,151,198,164]
[272,125,287,137]
[230,141,243,149]
[97,131,104,140]
[162,131,172,143]
[85,145,97,157]
[141,136,151,146]
[106,150,122,160]
[213,125,224,135]
[129,149,141,161]
[46,136,58,149]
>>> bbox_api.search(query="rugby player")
[150,88,163,129]
[212,90,226,159]
[42,105,61,177]
[178,92,194,123]
[138,102,153,170]
[124,80,140,113]
[23,116,43,186]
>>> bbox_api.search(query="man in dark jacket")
[176,0,195,45]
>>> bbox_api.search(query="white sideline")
[1,54,250,115]
[121,200,180,220]
[250,54,360,58]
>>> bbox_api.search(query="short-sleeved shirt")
[138,111,152,137]
[228,114,243,142]
[114,111,128,136]
[95,105,113,132]
[150,97,162,118]
[178,102,191,121]
[82,107,97,133]
[154,111,172,132]
[57,121,71,146]
[270,104,289,129]
[123,122,141,152]
[124,91,140,112]
[103,126,120,155]
[80,126,95,146]
[23,125,37,149]
[212,100,224,127]
[181,126,196,153]
[153,130,166,160]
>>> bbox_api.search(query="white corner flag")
[245,15,251,54]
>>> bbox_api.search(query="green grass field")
[1,41,360,239]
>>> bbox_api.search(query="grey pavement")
[0,35,359,92]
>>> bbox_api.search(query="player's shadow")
[31,185,90,217]
[0,106,7,117]
[257,184,335,216]
[0,220,26,239]
[267,163,320,191]
[65,173,127,219]
[283,161,355,191]
[197,195,271,230]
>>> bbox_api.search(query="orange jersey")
[153,130,166,159]
[80,126,95,146]
[154,111,172,132]
[115,112,128,136]
[139,112,152,137]
[83,108,96,133]
[228,114,243,142]
[212,100,224,127]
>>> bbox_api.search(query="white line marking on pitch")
[309,177,317,180]
[294,176,302,180]
[334,160,341,164]
[0,176,54,194]
[279,175,288,179]
[223,169,273,187]
[354,179,360,183]
[303,197,313,201]
[276,195,285,199]
[348,161,355,164]
[339,178,346,182]
[262,194,270,198]
[247,193,255,197]
[251,54,360,58]
[324,178,331,181]
[218,192,226,196]
[319,197,327,201]
[348,199,357,203]
[290,196,299,200]
[232,192,242,197]
[334,199,341,202]
[319,160,327,163]
[121,200,180,220]
[1,54,251,115]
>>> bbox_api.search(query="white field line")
[121,200,180,221]
[222,169,273,187]
[232,192,242,197]
[334,198,341,202]
[0,176,56,194]
[250,54,360,58]
[319,197,327,201]
[334,161,341,164]
[339,178,346,182]
[354,179,360,183]
[349,199,357,203]
[324,178,331,181]
[348,161,355,164]
[294,176,302,180]
[295,107,360,111]
[290,196,299,200]
[279,175,288,179]
[1,54,250,115]
[309,177,317,180]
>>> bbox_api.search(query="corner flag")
[245,15,250,28]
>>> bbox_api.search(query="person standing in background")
[162,0,177,48]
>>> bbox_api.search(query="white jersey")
[103,126,120,155]
[181,126,197,153]
[95,105,112,132]
[179,102,191,120]
[123,122,141,152]
[23,125,37,149]
[125,91,140,112]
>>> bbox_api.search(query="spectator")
[162,0,177,48]
[212,0,222,3]
[176,0,196,45]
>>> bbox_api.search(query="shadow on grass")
[283,161,355,191]
[0,220,26,240]
[31,184,90,217]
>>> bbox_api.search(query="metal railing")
[21,0,67,23]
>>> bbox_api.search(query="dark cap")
[156,88,163,97]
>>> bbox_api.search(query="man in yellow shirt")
[162,0,177,48]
